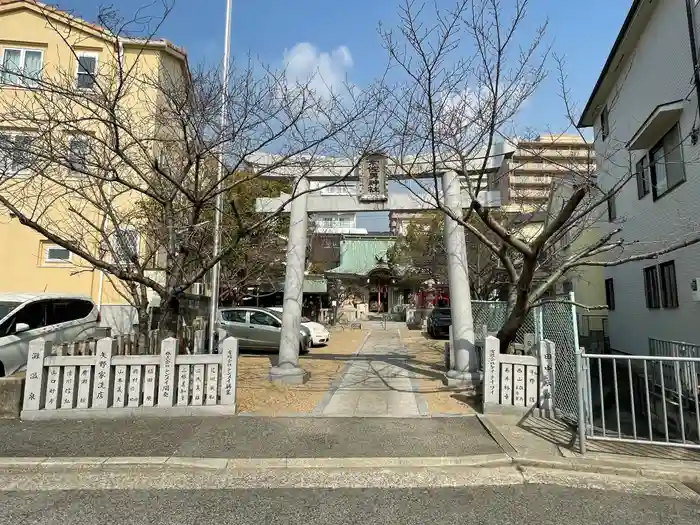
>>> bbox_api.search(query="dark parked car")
[217,307,311,354]
[427,308,451,339]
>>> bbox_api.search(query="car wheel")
[300,343,310,355]
[0,362,4,377]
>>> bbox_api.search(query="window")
[68,136,90,171]
[604,278,615,310]
[0,302,21,337]
[607,193,617,222]
[1,48,43,87]
[14,300,48,331]
[0,301,21,321]
[221,310,246,323]
[600,105,609,141]
[659,261,679,309]
[650,123,685,199]
[643,266,660,309]
[47,299,94,325]
[0,132,34,173]
[635,156,650,199]
[249,311,279,327]
[110,228,139,264]
[75,52,98,89]
[42,243,71,264]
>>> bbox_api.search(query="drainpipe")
[96,180,113,314]
[97,37,124,314]
[685,0,700,143]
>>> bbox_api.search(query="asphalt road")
[1,484,699,524]
[0,465,698,524]
[0,416,501,458]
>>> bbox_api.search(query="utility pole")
[208,0,233,352]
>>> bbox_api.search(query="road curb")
[0,453,698,481]
[512,456,700,483]
[0,453,512,472]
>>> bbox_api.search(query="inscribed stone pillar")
[270,175,310,384]
[441,170,480,386]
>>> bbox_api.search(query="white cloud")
[283,43,354,99]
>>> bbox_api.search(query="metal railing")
[577,349,700,453]
[649,338,700,395]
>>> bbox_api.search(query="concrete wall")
[591,0,700,353]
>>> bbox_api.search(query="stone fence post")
[482,336,500,406]
[23,338,49,411]
[539,339,556,413]
[158,337,177,407]
[220,336,238,407]
[482,336,557,415]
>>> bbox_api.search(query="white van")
[0,293,99,376]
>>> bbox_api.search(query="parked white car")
[268,307,330,346]
[0,293,99,376]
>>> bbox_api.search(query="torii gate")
[255,153,504,385]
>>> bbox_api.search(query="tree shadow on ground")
[451,393,482,411]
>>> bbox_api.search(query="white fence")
[649,338,700,396]
[577,349,700,452]
[21,335,238,420]
[482,335,556,415]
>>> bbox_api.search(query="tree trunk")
[497,256,536,353]
[135,307,150,352]
[158,293,181,337]
[496,300,529,353]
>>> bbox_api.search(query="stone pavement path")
[314,324,427,417]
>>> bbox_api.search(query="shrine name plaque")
[359,153,388,203]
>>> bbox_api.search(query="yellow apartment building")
[0,0,190,333]
[545,175,608,347]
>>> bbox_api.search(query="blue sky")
[57,0,632,229]
[58,0,631,131]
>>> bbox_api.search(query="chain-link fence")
[472,293,580,422]
[471,300,537,345]
[540,294,580,423]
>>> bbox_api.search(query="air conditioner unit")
[191,282,204,296]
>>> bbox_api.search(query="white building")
[578,0,700,353]
[308,180,368,235]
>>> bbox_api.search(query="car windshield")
[0,301,20,321]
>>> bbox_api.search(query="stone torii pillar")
[269,175,310,384]
[256,156,496,386]
[441,170,480,386]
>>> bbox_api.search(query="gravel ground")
[235,329,369,415]
[400,329,479,414]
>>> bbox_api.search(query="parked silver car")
[217,307,311,354]
[0,293,99,376]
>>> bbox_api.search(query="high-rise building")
[503,134,594,215]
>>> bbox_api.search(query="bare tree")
[0,3,386,334]
[378,0,700,352]
[377,0,548,349]
[387,212,504,300]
